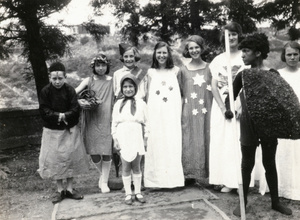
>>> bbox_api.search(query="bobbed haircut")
[119,46,141,62]
[182,35,206,58]
[90,53,110,75]
[220,22,243,45]
[151,41,174,69]
[281,41,300,62]
[238,32,270,60]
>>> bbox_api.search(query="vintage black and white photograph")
[0,0,300,219]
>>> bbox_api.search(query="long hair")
[151,42,174,69]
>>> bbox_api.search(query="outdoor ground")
[0,144,299,220]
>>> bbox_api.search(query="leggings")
[241,137,279,204]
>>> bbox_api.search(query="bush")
[80,36,90,45]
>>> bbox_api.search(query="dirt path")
[0,145,299,220]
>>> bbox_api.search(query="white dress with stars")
[144,66,184,188]
[178,63,213,179]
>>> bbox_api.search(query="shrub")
[80,36,90,45]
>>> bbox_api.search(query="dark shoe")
[52,191,65,204]
[135,193,146,203]
[65,189,84,200]
[125,195,133,205]
[272,202,292,215]
[213,185,224,191]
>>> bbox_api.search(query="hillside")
[0,32,287,109]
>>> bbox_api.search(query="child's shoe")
[65,189,84,200]
[52,191,65,204]
[125,194,133,205]
[221,186,233,193]
[135,193,146,203]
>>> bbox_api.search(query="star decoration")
[161,81,166,86]
[193,74,205,87]
[163,97,168,102]
[169,86,173,91]
[185,98,188,103]
[206,85,212,91]
[202,108,207,114]
[191,92,197,99]
[199,99,204,105]
[156,90,160,95]
[192,109,199,115]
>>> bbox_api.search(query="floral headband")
[90,55,110,68]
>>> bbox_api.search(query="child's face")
[155,46,168,66]
[241,48,258,66]
[122,81,135,98]
[188,42,201,59]
[95,62,107,75]
[50,71,66,89]
[123,49,136,69]
[228,31,239,48]
[285,46,299,68]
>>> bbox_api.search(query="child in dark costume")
[225,33,292,216]
[39,62,89,204]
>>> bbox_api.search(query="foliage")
[80,36,90,45]
[0,0,73,96]
[82,21,110,44]
[288,26,300,41]
[257,0,300,31]
[221,0,257,34]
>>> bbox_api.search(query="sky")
[46,0,150,26]
[46,0,270,27]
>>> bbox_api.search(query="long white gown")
[276,68,300,200]
[209,52,244,188]
[144,66,184,188]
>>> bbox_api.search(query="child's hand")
[113,139,121,155]
[78,99,92,110]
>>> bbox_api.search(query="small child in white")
[112,74,148,205]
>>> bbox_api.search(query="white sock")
[133,173,142,195]
[122,175,132,196]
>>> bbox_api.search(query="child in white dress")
[112,74,148,205]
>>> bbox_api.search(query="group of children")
[38,21,300,217]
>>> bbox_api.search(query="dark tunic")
[39,83,80,130]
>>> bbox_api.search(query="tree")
[221,0,257,34]
[82,21,110,47]
[258,0,300,31]
[91,0,144,46]
[0,0,74,97]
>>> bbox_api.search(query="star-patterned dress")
[178,63,213,179]
[144,66,184,188]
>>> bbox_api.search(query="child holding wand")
[224,33,292,216]
[112,74,148,205]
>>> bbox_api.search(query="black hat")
[119,43,132,56]
[49,62,65,72]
